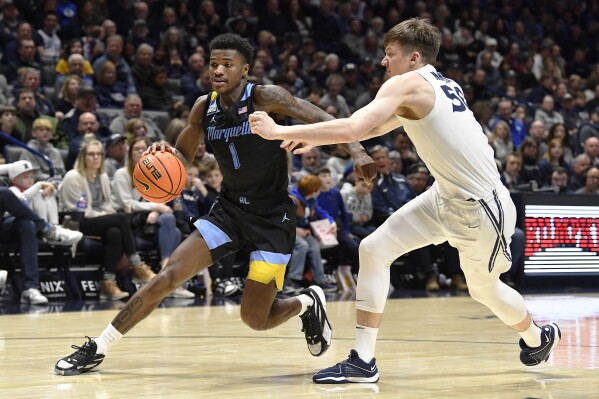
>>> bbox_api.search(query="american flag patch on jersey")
[238,106,247,114]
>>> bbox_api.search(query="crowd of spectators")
[2,0,599,302]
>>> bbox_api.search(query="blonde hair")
[32,118,52,130]
[383,18,441,64]
[74,138,105,176]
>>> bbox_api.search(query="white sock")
[93,324,123,355]
[520,322,542,348]
[297,294,314,315]
[355,324,378,362]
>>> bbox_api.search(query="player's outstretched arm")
[250,76,406,145]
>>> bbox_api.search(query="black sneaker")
[313,349,379,384]
[54,337,105,376]
[519,323,561,366]
[300,285,332,356]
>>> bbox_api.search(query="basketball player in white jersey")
[250,18,560,383]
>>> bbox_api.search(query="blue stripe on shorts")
[194,219,232,250]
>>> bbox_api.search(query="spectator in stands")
[36,11,61,61]
[578,107,599,150]
[109,94,164,142]
[138,66,175,112]
[0,0,21,49]
[518,138,544,187]
[67,112,100,170]
[500,153,526,192]
[17,67,56,118]
[545,167,572,193]
[569,153,591,192]
[488,120,513,165]
[111,137,191,299]
[0,106,19,156]
[369,145,412,226]
[286,175,337,293]
[19,118,66,181]
[92,34,136,95]
[490,99,527,148]
[130,43,154,93]
[14,88,60,144]
[535,95,564,132]
[59,138,156,300]
[0,185,81,305]
[317,168,359,276]
[54,75,81,115]
[54,53,94,93]
[341,178,375,240]
[5,38,42,84]
[538,138,571,186]
[103,133,127,179]
[95,61,127,109]
[60,85,110,145]
[55,39,94,79]
[574,167,599,195]
[124,118,148,143]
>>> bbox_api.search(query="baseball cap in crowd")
[105,133,125,148]
[78,86,95,97]
[8,160,37,180]
[343,63,357,73]
[485,37,498,47]
[407,163,429,176]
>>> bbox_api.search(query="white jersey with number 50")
[395,64,500,200]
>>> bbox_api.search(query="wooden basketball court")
[1,293,598,398]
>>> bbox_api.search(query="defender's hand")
[352,152,377,183]
[249,111,278,140]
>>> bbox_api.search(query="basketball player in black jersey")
[54,33,377,377]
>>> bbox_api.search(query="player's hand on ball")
[249,111,277,140]
[143,141,174,156]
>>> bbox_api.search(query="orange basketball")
[133,151,186,203]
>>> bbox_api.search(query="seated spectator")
[341,178,376,240]
[501,152,527,192]
[55,39,94,83]
[19,118,66,181]
[92,34,137,95]
[317,168,359,274]
[544,167,573,193]
[138,66,175,112]
[95,60,127,109]
[60,85,111,145]
[124,118,148,143]
[569,154,591,191]
[14,88,61,144]
[538,138,572,186]
[59,138,156,300]
[488,120,513,164]
[109,94,164,142]
[110,137,192,298]
[0,185,82,305]
[16,67,57,118]
[0,105,19,157]
[54,75,81,115]
[518,138,544,187]
[130,43,154,92]
[103,133,127,179]
[286,175,337,293]
[574,167,599,194]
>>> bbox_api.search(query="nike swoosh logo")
[135,177,150,192]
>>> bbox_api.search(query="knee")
[240,310,268,331]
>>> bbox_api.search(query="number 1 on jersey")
[229,143,241,169]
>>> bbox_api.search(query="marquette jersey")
[202,82,288,197]
[395,65,500,200]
